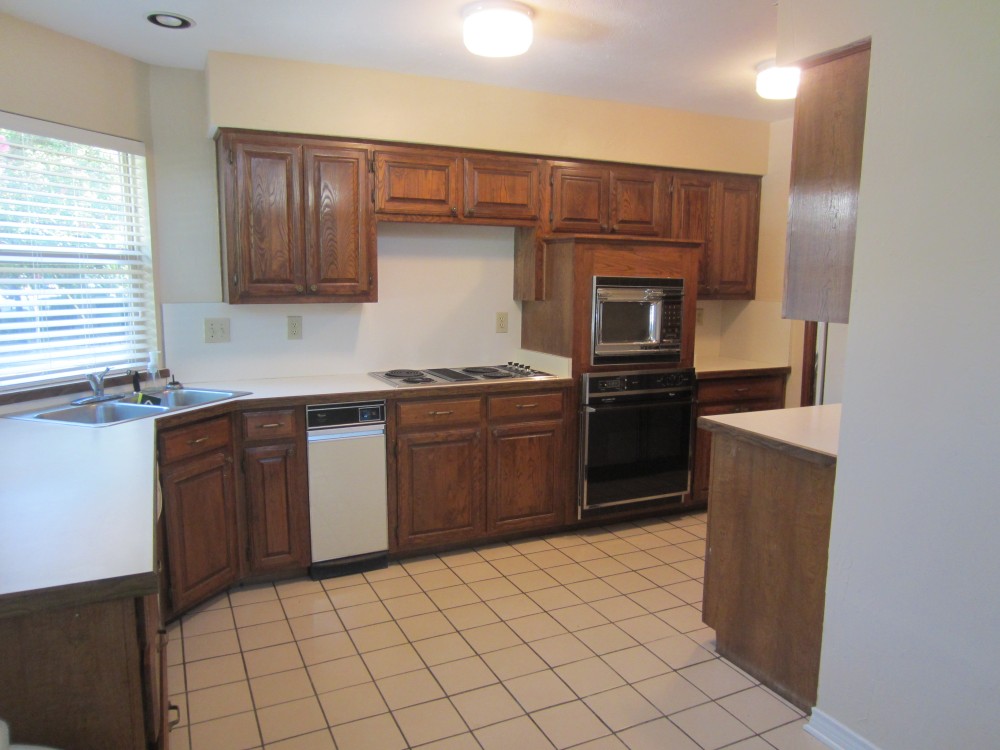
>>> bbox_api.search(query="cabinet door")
[463,155,541,221]
[243,441,311,574]
[487,418,563,533]
[610,167,664,235]
[396,427,484,549]
[304,146,376,299]
[230,138,305,299]
[713,176,760,298]
[671,173,715,296]
[161,451,239,615]
[374,149,462,217]
[549,164,608,233]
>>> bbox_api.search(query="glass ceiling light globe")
[463,1,534,58]
[755,60,801,100]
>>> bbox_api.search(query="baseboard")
[309,551,388,580]
[806,709,882,750]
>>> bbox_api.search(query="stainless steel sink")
[28,401,169,425]
[5,388,250,426]
[148,388,249,408]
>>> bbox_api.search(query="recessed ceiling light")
[147,12,195,30]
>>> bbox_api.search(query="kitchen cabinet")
[217,129,376,303]
[393,388,570,552]
[548,163,664,235]
[0,595,168,750]
[672,172,761,299]
[464,154,541,222]
[486,391,566,533]
[374,148,463,219]
[783,42,871,324]
[159,415,240,617]
[241,408,310,576]
[690,370,788,506]
[395,397,485,549]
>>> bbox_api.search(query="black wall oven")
[579,369,694,516]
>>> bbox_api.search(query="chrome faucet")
[85,367,111,398]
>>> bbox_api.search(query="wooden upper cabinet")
[672,171,760,299]
[784,42,871,324]
[228,138,304,299]
[463,155,541,222]
[303,146,375,297]
[374,149,462,218]
[218,130,376,303]
[609,167,666,235]
[548,163,609,233]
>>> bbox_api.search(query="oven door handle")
[579,406,596,518]
[586,396,692,411]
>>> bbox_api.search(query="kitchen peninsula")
[699,404,840,710]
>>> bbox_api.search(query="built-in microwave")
[591,276,684,365]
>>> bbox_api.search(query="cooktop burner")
[369,363,555,388]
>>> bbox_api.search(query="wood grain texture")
[549,163,609,233]
[609,167,664,235]
[783,43,871,323]
[702,432,835,710]
[464,155,541,221]
[0,597,148,749]
[375,148,462,218]
[243,441,310,573]
[487,419,563,532]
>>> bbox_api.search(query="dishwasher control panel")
[307,400,386,430]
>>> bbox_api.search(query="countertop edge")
[698,404,840,467]
[0,571,158,620]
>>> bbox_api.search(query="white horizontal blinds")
[0,121,157,390]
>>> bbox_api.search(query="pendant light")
[463,2,534,58]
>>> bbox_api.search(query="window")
[0,112,157,391]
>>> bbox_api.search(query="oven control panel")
[582,369,694,403]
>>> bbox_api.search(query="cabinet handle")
[733,387,750,394]
[295,285,304,293]
[310,284,317,292]
[733,407,750,413]
[450,206,457,216]
[428,410,454,416]
[259,423,283,429]
[515,403,538,409]
[186,436,208,446]
[168,703,181,729]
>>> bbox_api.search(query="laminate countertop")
[694,355,792,378]
[698,403,841,466]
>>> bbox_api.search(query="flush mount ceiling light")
[462,1,534,58]
[147,12,195,30]
[755,59,801,100]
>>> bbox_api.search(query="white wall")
[779,2,1000,748]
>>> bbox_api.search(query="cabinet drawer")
[397,397,481,430]
[243,409,298,441]
[697,376,784,405]
[488,391,563,421]
[159,416,231,464]
[698,399,778,421]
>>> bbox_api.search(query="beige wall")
[205,52,769,174]
[0,13,150,143]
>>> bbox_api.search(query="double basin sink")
[8,388,251,427]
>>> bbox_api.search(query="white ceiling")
[0,0,795,122]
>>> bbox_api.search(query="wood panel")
[703,432,835,710]
[549,164,608,233]
[487,419,563,533]
[374,149,462,217]
[159,415,232,464]
[609,167,664,235]
[464,155,541,221]
[783,42,871,323]
[715,176,760,297]
[0,598,147,750]
[397,396,482,430]
[243,442,310,574]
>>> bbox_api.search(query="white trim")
[0,110,145,156]
[806,709,883,750]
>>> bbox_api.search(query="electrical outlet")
[495,311,509,334]
[287,316,303,340]
[204,317,230,343]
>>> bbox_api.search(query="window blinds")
[0,115,157,390]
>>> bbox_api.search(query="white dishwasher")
[306,400,388,578]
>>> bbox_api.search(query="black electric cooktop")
[369,364,555,388]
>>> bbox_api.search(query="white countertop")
[700,404,841,463]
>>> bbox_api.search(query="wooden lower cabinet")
[0,594,167,750]
[397,426,485,548]
[691,370,789,506]
[394,388,569,553]
[160,407,310,619]
[241,408,310,576]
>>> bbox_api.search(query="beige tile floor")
[167,512,829,750]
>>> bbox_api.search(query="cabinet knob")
[295,285,304,293]
[450,206,458,216]
[310,284,318,292]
